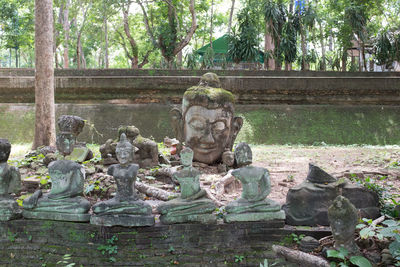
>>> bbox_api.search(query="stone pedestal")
[158,198,216,224]
[224,198,285,223]
[91,214,155,227]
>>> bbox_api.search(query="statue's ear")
[228,116,243,150]
[170,107,184,142]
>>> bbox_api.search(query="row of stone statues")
[1,131,283,227]
[0,110,285,226]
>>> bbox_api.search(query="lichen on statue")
[171,72,243,165]
[90,134,154,227]
[0,139,21,221]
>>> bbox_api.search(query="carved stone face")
[180,148,194,167]
[116,146,132,166]
[184,106,233,164]
[56,133,76,156]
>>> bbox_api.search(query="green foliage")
[228,4,260,64]
[327,247,371,267]
[234,255,244,263]
[282,233,305,246]
[349,174,398,217]
[57,254,76,267]
[97,235,118,262]
[7,229,17,242]
[185,50,199,70]
[201,46,215,69]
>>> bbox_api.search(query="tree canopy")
[0,0,399,71]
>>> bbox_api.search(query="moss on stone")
[184,86,235,104]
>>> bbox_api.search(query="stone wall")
[0,69,399,105]
[0,219,330,266]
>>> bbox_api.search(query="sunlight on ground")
[9,143,101,160]
[10,143,32,159]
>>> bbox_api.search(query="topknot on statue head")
[57,115,85,136]
[182,73,235,115]
[0,138,11,163]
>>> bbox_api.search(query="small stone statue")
[91,134,154,227]
[0,139,21,221]
[328,195,359,254]
[23,116,90,222]
[157,147,216,224]
[170,73,243,165]
[224,143,285,223]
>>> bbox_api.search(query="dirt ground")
[198,145,400,206]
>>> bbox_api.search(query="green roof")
[196,35,264,64]
[197,35,230,55]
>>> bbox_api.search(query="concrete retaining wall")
[0,69,399,105]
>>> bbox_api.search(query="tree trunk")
[319,22,326,71]
[265,20,275,70]
[15,48,18,68]
[227,0,235,34]
[63,0,70,68]
[341,52,347,72]
[300,27,309,70]
[34,0,56,149]
[122,7,139,69]
[210,0,214,47]
[104,16,109,68]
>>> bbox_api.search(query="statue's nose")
[200,127,214,144]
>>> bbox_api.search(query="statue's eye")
[189,119,206,131]
[213,121,226,132]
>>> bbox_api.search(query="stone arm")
[107,164,116,176]
[258,170,271,201]
[7,166,21,194]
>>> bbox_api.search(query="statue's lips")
[194,144,218,154]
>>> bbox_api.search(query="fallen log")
[214,170,234,195]
[272,245,330,267]
[136,181,178,201]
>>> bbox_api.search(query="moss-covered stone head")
[171,73,243,164]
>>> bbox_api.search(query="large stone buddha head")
[171,73,243,164]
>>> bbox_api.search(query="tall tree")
[33,0,56,148]
[137,0,197,68]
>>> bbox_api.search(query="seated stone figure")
[91,134,154,227]
[224,143,285,223]
[23,116,90,222]
[170,73,243,165]
[157,147,216,224]
[0,139,21,221]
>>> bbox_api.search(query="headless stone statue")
[23,116,90,222]
[224,143,285,223]
[157,147,216,224]
[328,196,359,254]
[0,139,21,221]
[283,164,380,226]
[91,134,154,227]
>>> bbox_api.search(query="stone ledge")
[0,219,331,266]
